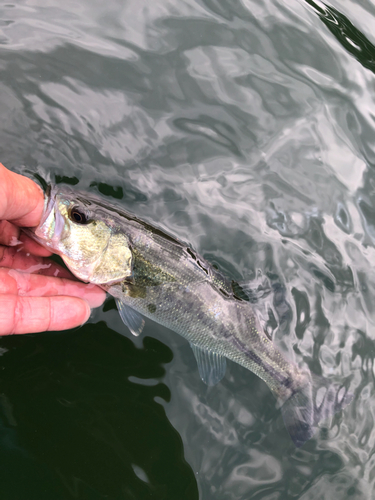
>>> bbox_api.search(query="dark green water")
[1,0,375,498]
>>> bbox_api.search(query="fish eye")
[70,207,89,224]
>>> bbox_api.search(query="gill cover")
[35,185,133,285]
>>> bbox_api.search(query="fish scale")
[28,184,353,447]
[109,279,299,395]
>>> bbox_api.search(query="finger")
[18,233,53,257]
[0,222,51,256]
[0,295,91,335]
[0,246,74,280]
[0,220,22,246]
[0,163,45,227]
[0,268,106,308]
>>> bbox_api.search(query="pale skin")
[0,163,106,334]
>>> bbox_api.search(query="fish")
[27,184,352,447]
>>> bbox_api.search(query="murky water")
[0,0,375,498]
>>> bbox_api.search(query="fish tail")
[280,373,352,447]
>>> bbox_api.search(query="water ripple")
[0,0,375,498]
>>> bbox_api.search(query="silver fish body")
[29,184,352,447]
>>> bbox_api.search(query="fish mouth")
[24,184,63,249]
[42,185,54,220]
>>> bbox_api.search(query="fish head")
[32,184,133,285]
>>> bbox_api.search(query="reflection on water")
[0,325,198,499]
[0,0,375,498]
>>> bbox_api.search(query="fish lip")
[41,184,56,225]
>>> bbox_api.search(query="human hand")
[0,163,106,334]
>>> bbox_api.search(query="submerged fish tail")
[280,373,352,447]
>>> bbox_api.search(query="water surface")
[0,0,375,498]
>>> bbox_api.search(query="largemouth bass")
[28,184,352,447]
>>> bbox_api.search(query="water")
[0,0,374,498]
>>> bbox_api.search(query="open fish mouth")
[21,185,65,253]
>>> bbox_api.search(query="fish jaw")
[34,194,67,249]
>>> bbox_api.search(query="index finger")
[0,163,45,227]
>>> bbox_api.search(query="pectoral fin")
[189,343,226,386]
[116,299,145,336]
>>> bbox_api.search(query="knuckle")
[13,297,23,334]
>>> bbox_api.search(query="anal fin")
[190,343,226,386]
[116,299,145,336]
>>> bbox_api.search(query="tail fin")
[280,374,352,447]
